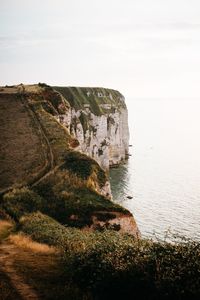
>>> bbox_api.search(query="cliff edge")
[54,86,130,170]
[0,84,139,237]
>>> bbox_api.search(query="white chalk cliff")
[55,86,130,170]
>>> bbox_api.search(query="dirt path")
[0,242,39,300]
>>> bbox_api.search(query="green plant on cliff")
[32,169,128,228]
[79,111,89,134]
[54,86,126,116]
[61,151,106,185]
[2,187,43,221]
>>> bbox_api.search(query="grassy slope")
[0,85,130,228]
[0,93,49,192]
[54,86,126,115]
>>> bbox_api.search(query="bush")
[19,212,200,299]
[2,188,43,220]
[34,171,128,228]
[69,237,200,299]
[19,212,93,252]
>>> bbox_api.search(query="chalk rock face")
[54,87,129,170]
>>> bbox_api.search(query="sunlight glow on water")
[110,99,200,240]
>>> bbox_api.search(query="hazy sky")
[1,0,200,98]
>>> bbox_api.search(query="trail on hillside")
[0,242,39,300]
[20,94,57,188]
[20,94,55,172]
[0,91,56,195]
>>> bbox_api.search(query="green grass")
[34,173,128,228]
[54,86,126,116]
[2,188,43,221]
[61,151,107,185]
[19,212,117,253]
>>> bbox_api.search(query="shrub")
[2,188,43,220]
[34,169,128,228]
[61,151,107,189]
[19,212,200,299]
[20,212,97,253]
[62,151,96,180]
[69,236,200,299]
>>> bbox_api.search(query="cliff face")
[0,84,139,238]
[54,87,129,170]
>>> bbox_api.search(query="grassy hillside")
[54,86,126,115]
[0,84,131,230]
[0,93,50,192]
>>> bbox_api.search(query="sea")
[110,98,200,241]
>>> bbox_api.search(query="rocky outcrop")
[54,87,129,170]
[88,211,140,237]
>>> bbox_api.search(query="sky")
[1,0,200,98]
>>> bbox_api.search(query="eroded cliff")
[0,84,139,237]
[54,86,130,170]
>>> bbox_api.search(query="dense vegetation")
[1,184,128,229]
[1,195,199,299]
[18,212,200,300]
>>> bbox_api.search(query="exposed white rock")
[59,102,129,171]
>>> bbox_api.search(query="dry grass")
[0,220,13,228]
[0,93,49,191]
[9,233,58,254]
[33,105,73,164]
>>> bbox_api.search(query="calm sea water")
[110,99,200,240]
